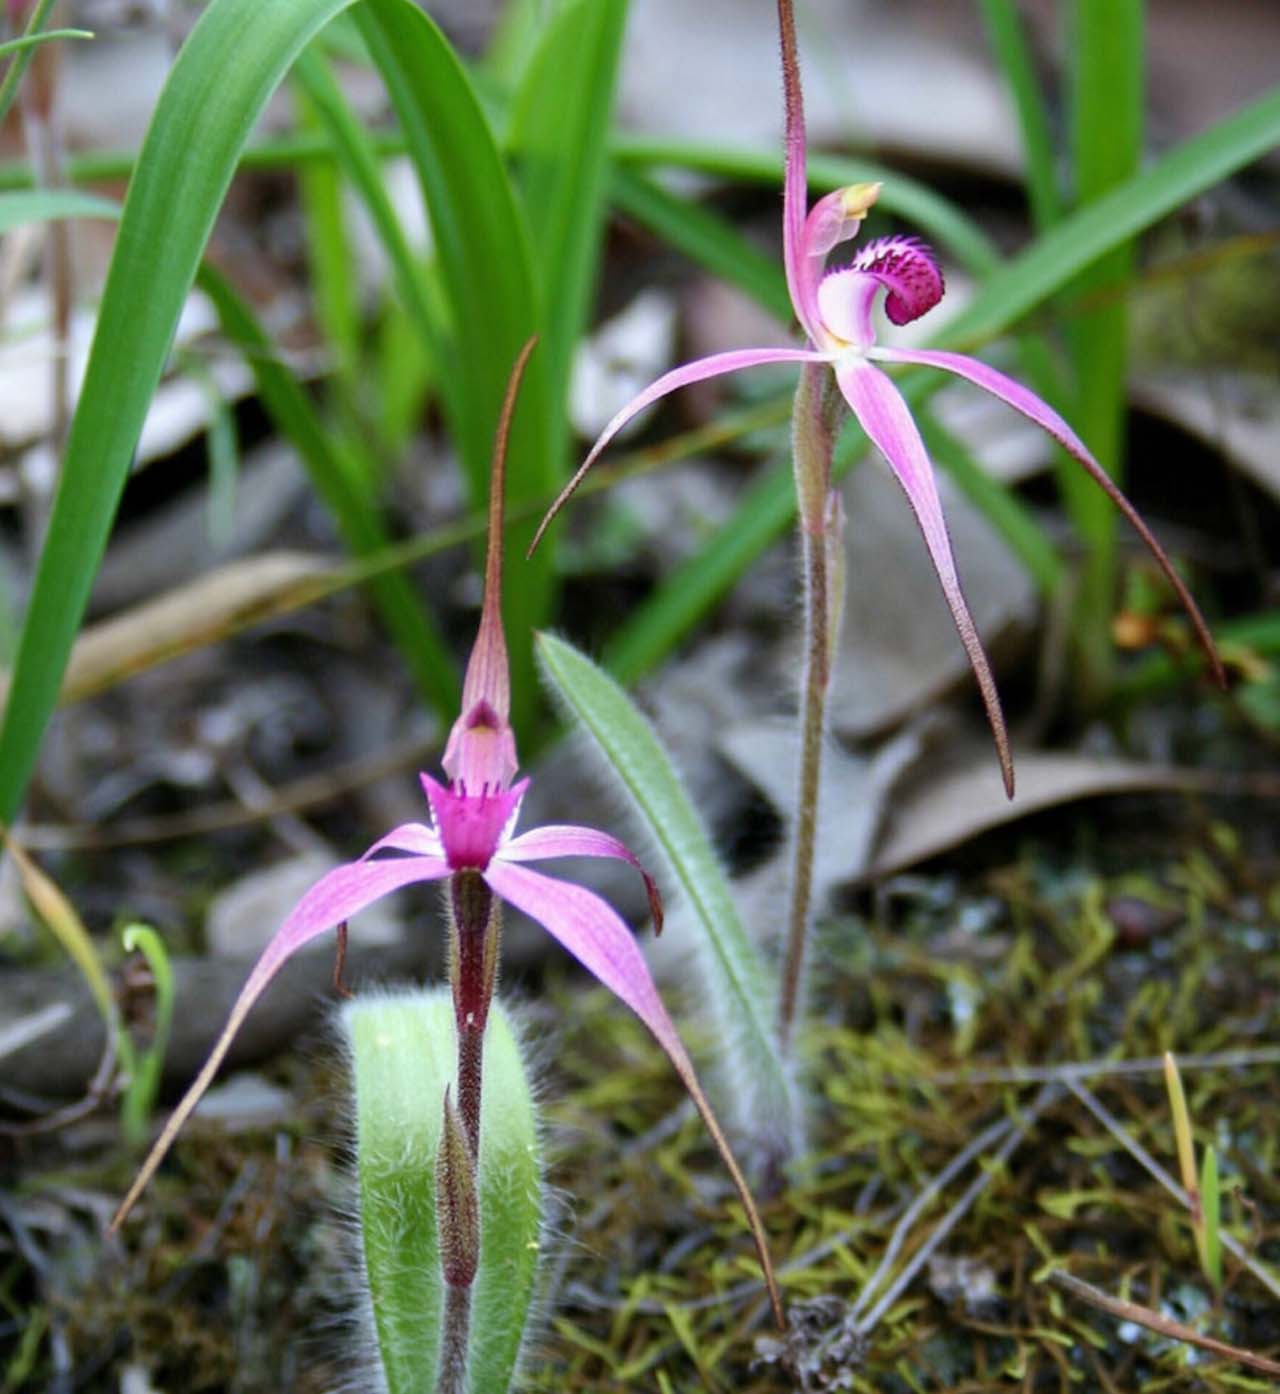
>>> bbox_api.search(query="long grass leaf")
[507,0,627,463]
[196,263,460,715]
[0,0,357,823]
[356,0,554,732]
[1060,0,1144,697]
[610,165,792,323]
[615,137,999,277]
[977,0,1062,230]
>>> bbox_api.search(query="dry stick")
[1067,1078,1280,1304]
[1048,1270,1280,1377]
[853,1084,1060,1334]
[927,1045,1280,1087]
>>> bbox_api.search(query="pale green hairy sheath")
[535,632,800,1159]
[343,989,542,1394]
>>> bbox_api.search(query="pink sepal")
[836,356,1014,796]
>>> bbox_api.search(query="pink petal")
[110,854,450,1231]
[480,859,782,1322]
[836,356,1014,796]
[816,269,881,351]
[872,346,1225,685]
[360,821,444,860]
[499,823,663,932]
[529,347,832,556]
[849,236,944,326]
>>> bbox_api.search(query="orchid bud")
[437,1087,480,1290]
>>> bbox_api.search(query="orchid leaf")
[344,989,541,1394]
[536,631,799,1156]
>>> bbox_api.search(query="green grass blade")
[0,0,358,824]
[118,924,175,1149]
[607,86,1280,681]
[918,409,1065,596]
[197,263,459,715]
[536,631,799,1155]
[610,164,792,323]
[356,0,555,733]
[0,0,60,126]
[0,28,92,60]
[615,137,1000,277]
[289,43,445,376]
[0,187,117,230]
[1199,1144,1222,1290]
[507,0,627,466]
[977,0,1062,230]
[292,56,362,394]
[1060,0,1144,698]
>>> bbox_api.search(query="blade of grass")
[0,184,460,723]
[610,165,792,324]
[0,186,116,231]
[0,27,92,60]
[0,0,360,824]
[1061,0,1144,700]
[918,408,1065,596]
[977,0,1062,231]
[606,85,1280,680]
[288,44,444,377]
[355,0,555,732]
[292,58,362,397]
[0,0,60,126]
[507,0,627,468]
[196,261,460,715]
[614,137,1000,278]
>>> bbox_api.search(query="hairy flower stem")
[779,363,841,1052]
[438,1282,471,1394]
[449,869,500,1159]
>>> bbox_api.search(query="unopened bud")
[437,1087,479,1289]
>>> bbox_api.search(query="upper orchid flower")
[111,339,783,1326]
[532,5,1222,797]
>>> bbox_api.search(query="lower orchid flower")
[111,338,784,1329]
[531,2,1222,801]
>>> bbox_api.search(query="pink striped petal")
[480,858,781,1320]
[111,854,450,1231]
[871,346,1225,684]
[498,823,663,932]
[530,347,832,555]
[836,356,1014,796]
[360,821,444,860]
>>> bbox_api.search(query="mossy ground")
[7,794,1278,1392]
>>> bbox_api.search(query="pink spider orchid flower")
[532,2,1222,798]
[110,339,783,1327]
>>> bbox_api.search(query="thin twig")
[854,1084,1060,1334]
[1048,1269,1280,1377]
